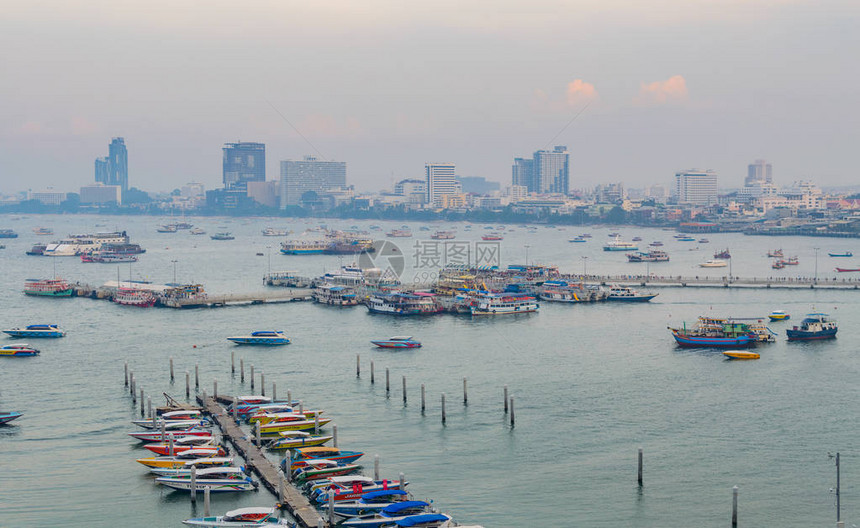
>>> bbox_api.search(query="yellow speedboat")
[768,310,790,321]
[723,351,760,360]
[136,448,225,468]
[259,417,332,435]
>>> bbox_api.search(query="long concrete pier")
[578,274,860,290]
[167,289,313,308]
[197,394,325,528]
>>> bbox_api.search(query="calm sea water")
[0,214,858,528]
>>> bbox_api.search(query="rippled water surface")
[1,214,858,527]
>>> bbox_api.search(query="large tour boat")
[23,278,73,297]
[603,235,638,251]
[81,251,139,263]
[386,229,412,238]
[280,240,329,255]
[366,292,443,316]
[114,287,157,307]
[430,230,456,240]
[626,250,669,263]
[3,324,66,338]
[539,281,608,303]
[43,231,131,256]
[470,292,539,315]
[607,286,658,302]
[210,232,235,240]
[262,227,290,237]
[313,284,359,306]
[786,313,838,341]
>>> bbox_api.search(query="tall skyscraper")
[223,142,266,191]
[425,163,457,207]
[108,137,128,192]
[674,169,718,205]
[280,156,347,207]
[94,157,109,185]
[511,146,570,194]
[512,158,535,192]
[746,159,773,186]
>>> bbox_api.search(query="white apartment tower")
[425,163,457,207]
[674,169,718,205]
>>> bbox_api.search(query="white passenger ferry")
[43,231,131,257]
[470,293,539,315]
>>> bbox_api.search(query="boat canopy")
[383,501,429,514]
[396,514,451,526]
[224,507,275,521]
[361,489,408,501]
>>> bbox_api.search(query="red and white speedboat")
[128,426,212,443]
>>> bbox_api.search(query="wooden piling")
[421,384,426,413]
[169,357,174,382]
[250,365,255,390]
[504,385,508,413]
[213,379,218,399]
[732,486,738,527]
[287,390,292,405]
[463,377,468,405]
[399,472,405,491]
[131,376,136,403]
[509,397,515,427]
[204,485,210,516]
[299,400,304,415]
[129,371,134,395]
[240,358,245,382]
[370,360,375,384]
[231,350,235,374]
[232,396,238,420]
[638,448,643,486]
[374,454,380,480]
[333,425,338,448]
[168,433,175,456]
[356,354,360,378]
[140,388,145,416]
[261,372,266,396]
[147,396,152,421]
[185,371,190,398]
[314,411,320,434]
[195,364,199,389]
[385,368,390,394]
[190,466,197,503]
[255,421,261,446]
[441,393,446,424]
[124,361,128,387]
[272,383,277,401]
[402,376,407,405]
[160,419,166,441]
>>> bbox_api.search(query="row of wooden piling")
[355,354,516,427]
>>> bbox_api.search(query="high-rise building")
[280,156,347,207]
[425,163,457,207]
[512,146,570,194]
[94,157,109,185]
[746,159,772,186]
[534,146,569,194]
[108,137,128,192]
[223,142,266,191]
[394,179,427,204]
[674,169,718,205]
[512,158,535,192]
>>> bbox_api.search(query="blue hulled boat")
[3,324,66,338]
[226,331,291,345]
[370,336,422,348]
[0,411,23,425]
[786,313,838,341]
[670,317,756,349]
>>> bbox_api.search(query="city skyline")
[1,1,857,193]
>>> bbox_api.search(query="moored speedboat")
[136,448,227,468]
[3,324,65,338]
[259,417,332,435]
[128,426,212,442]
[288,447,365,469]
[342,501,433,528]
[291,459,361,482]
[0,344,40,357]
[371,336,422,348]
[267,431,333,450]
[156,467,257,492]
[211,232,235,240]
[332,490,411,519]
[0,411,23,424]
[768,310,790,321]
[227,331,291,345]
[829,251,852,257]
[786,313,837,341]
[183,507,292,527]
[723,351,760,360]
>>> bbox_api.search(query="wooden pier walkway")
[168,289,313,308]
[197,394,326,528]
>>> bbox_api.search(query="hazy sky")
[1,0,858,194]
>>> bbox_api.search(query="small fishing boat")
[772,260,785,270]
[767,249,784,258]
[676,236,696,242]
[481,234,503,241]
[787,313,838,341]
[190,227,206,235]
[430,230,456,240]
[386,229,412,238]
[156,467,257,492]
[699,259,728,268]
[782,256,799,265]
[0,344,40,357]
[267,431,333,450]
[631,236,643,242]
[768,311,790,321]
[836,267,860,272]
[227,331,291,346]
[569,237,587,243]
[211,232,235,240]
[698,238,709,244]
[157,224,178,233]
[371,336,422,349]
[32,227,54,236]
[713,248,731,259]
[669,318,756,349]
[723,351,760,360]
[829,251,853,257]
[3,324,65,338]
[262,227,290,237]
[650,241,663,246]
[183,507,293,527]
[0,411,23,424]
[342,501,433,528]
